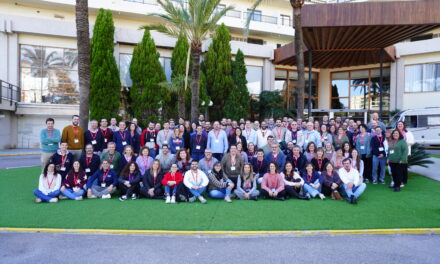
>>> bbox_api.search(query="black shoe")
[276,197,285,201]
[351,195,357,204]
[394,187,401,192]
[299,195,310,200]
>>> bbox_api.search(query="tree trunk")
[292,3,305,119]
[75,0,90,129]
[190,43,201,123]
[178,90,186,119]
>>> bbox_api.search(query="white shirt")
[338,167,361,186]
[183,169,209,189]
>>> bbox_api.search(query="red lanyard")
[47,129,54,138]
[164,130,169,139]
[108,154,115,164]
[47,175,55,188]
[149,130,156,137]
[142,157,149,169]
[191,170,198,183]
[214,130,220,139]
[153,172,157,185]
[292,155,298,167]
[206,158,213,170]
[61,153,67,166]
[231,155,236,166]
[270,173,278,187]
[276,128,282,139]
[90,130,97,140]
[119,131,126,141]
[317,159,322,170]
[257,160,263,171]
[170,172,176,181]
[261,130,267,138]
[337,135,342,144]
[327,172,333,178]
[85,155,92,167]
[102,170,109,182]
[73,172,79,184]
[307,173,313,183]
[377,136,383,147]
[128,173,133,181]
[291,130,298,139]
[306,132,311,140]
[360,134,366,145]
[272,153,278,162]
[391,139,398,149]
[100,128,108,137]
[72,126,79,138]
[195,134,203,144]
[246,129,251,138]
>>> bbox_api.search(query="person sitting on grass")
[119,145,136,172]
[207,162,234,203]
[311,148,329,174]
[286,145,307,173]
[281,161,309,200]
[301,162,325,200]
[234,163,260,200]
[260,162,286,201]
[161,163,183,204]
[183,160,209,204]
[140,159,164,200]
[49,141,74,179]
[34,163,62,203]
[86,160,118,199]
[339,158,367,204]
[118,162,141,201]
[331,147,344,171]
[321,162,343,201]
[60,161,87,201]
[176,148,192,173]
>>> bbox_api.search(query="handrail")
[0,80,21,106]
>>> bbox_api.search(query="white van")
[387,107,440,145]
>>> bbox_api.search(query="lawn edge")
[1,227,440,237]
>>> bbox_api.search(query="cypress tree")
[204,23,234,121]
[129,30,166,126]
[185,61,210,118]
[224,49,250,120]
[90,9,121,121]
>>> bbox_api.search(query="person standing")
[113,121,129,154]
[303,122,321,150]
[84,120,104,154]
[140,122,158,158]
[397,121,414,186]
[128,123,141,155]
[40,118,61,170]
[109,117,119,132]
[99,118,114,151]
[61,115,84,160]
[49,141,74,179]
[371,126,388,184]
[243,120,257,145]
[285,121,304,149]
[272,119,287,147]
[207,121,229,162]
[33,163,62,203]
[387,129,408,192]
[157,121,173,151]
[355,124,372,183]
[256,121,272,149]
[190,125,208,161]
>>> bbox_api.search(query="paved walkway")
[409,157,440,182]
[0,148,40,155]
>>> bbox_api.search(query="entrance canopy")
[274,0,440,68]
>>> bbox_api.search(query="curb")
[1,227,440,237]
[0,153,41,157]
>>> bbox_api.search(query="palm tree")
[246,0,306,119]
[75,0,91,129]
[143,0,233,123]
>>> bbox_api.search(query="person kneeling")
[60,161,87,200]
[207,162,234,203]
[34,163,62,203]
[86,160,118,199]
[118,162,141,201]
[161,163,183,204]
[260,162,286,201]
[234,163,259,200]
[339,158,367,204]
[183,160,209,204]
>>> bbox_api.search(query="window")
[246,66,263,95]
[428,115,440,126]
[159,57,172,82]
[247,38,264,45]
[280,15,291,26]
[405,63,440,92]
[20,45,79,104]
[410,34,433,42]
[331,68,390,111]
[119,54,172,86]
[404,115,418,128]
[247,9,262,22]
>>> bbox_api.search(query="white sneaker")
[170,196,176,204]
[318,193,326,200]
[59,195,68,200]
[35,198,42,203]
[224,196,232,203]
[49,198,58,203]
[102,194,111,199]
[198,196,207,204]
[131,194,137,200]
[75,196,83,201]
[188,196,197,203]
[165,196,171,204]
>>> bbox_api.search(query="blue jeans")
[61,188,85,200]
[372,155,387,182]
[303,179,322,197]
[189,186,206,198]
[33,189,60,202]
[164,185,177,195]
[343,183,367,198]
[209,188,232,199]
[191,153,205,161]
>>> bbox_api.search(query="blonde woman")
[234,163,259,200]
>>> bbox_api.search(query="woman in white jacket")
[397,121,415,186]
[33,163,62,203]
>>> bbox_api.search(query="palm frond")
[159,74,190,93]
[408,143,435,168]
[243,0,265,37]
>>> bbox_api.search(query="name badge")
[74,139,79,143]
[215,139,220,143]
[91,140,97,145]
[324,136,328,140]
[390,150,394,154]
[48,143,53,146]
[292,140,297,144]
[231,166,236,171]
[360,146,365,150]
[379,147,384,152]
[163,140,168,144]
[196,145,201,150]
[208,170,212,174]
[110,164,114,169]
[271,188,276,193]
[101,183,106,188]
[85,168,91,173]
[60,167,66,171]
[104,138,108,143]
[122,141,127,146]
[176,146,180,150]
[277,139,282,143]
[150,138,154,142]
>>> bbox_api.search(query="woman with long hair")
[136,147,154,176]
[260,162,286,200]
[169,127,185,154]
[207,162,234,203]
[140,159,164,200]
[331,148,345,170]
[301,162,325,200]
[311,148,330,174]
[33,163,62,203]
[350,148,365,183]
[281,162,309,200]
[342,142,352,158]
[388,129,408,192]
[320,124,333,146]
[229,127,248,152]
[118,161,141,201]
[234,163,260,200]
[333,127,349,149]
[397,121,414,186]
[304,142,317,162]
[60,161,87,200]
[324,142,335,161]
[236,142,249,163]
[128,122,141,155]
[119,145,137,171]
[246,142,257,163]
[355,124,372,183]
[176,148,192,173]
[321,162,343,200]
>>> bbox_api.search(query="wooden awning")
[274,0,440,68]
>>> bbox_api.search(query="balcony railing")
[0,80,21,106]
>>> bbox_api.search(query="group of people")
[35,112,413,204]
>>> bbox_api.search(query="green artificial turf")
[1,166,440,231]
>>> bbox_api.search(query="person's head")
[324,142,334,152]
[320,124,328,134]
[267,135,274,145]
[236,142,243,152]
[162,144,170,155]
[110,117,117,126]
[204,148,212,159]
[155,123,161,130]
[173,127,180,137]
[268,162,278,174]
[284,161,293,174]
[293,145,301,156]
[190,160,199,171]
[229,145,237,155]
[242,163,253,175]
[314,121,320,130]
[140,147,150,157]
[325,162,334,174]
[213,162,222,173]
[392,129,403,140]
[351,148,359,159]
[235,127,242,136]
[177,148,189,161]
[329,125,336,134]
[107,142,116,153]
[151,159,160,172]
[308,116,314,123]
[60,141,68,152]
[375,126,382,136]
[131,118,139,126]
[305,162,314,173]
[397,121,407,132]
[231,120,238,128]
[198,114,204,121]
[335,147,343,157]
[248,142,255,152]
[205,121,211,130]
[196,125,203,134]
[336,116,342,123]
[271,143,279,154]
[170,163,178,173]
[268,118,274,125]
[100,118,108,128]
[163,122,170,130]
[261,121,267,129]
[88,120,97,130]
[169,119,175,128]
[178,124,185,133]
[178,117,185,125]
[306,142,316,153]
[316,148,324,159]
[101,160,110,171]
[359,124,367,133]
[213,121,220,130]
[306,122,314,131]
[85,144,93,154]
[256,149,265,160]
[342,158,352,170]
[72,160,81,173]
[371,120,378,129]
[245,120,252,129]
[72,115,79,126]
[44,163,56,176]
[342,142,351,153]
[129,123,137,132]
[46,118,55,129]
[329,118,335,126]
[276,119,282,127]
[123,145,133,156]
[119,121,126,130]
[126,162,138,173]
[291,120,298,130]
[287,141,294,150]
[323,115,329,122]
[192,122,197,131]
[371,112,379,121]
[338,127,345,135]
[148,122,155,130]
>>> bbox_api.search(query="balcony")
[0,80,21,111]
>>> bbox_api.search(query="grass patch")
[1,166,440,231]
[431,154,440,159]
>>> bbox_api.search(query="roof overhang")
[274,0,440,68]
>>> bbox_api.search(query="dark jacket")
[119,155,137,172]
[286,154,307,173]
[84,129,105,152]
[301,171,323,185]
[129,131,141,155]
[50,150,74,178]
[251,158,269,176]
[370,135,387,157]
[86,169,118,189]
[79,154,101,177]
[118,171,142,185]
[113,130,130,154]
[322,171,343,187]
[142,170,164,190]
[63,170,87,189]
[228,135,248,152]
[190,133,208,154]
[311,158,330,172]
[99,128,114,149]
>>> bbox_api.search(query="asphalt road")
[1,232,439,264]
[0,154,40,170]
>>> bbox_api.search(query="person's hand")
[60,186,66,192]
[107,185,113,192]
[274,191,278,197]
[346,182,354,190]
[87,189,93,198]
[124,181,131,187]
[331,183,338,189]
[378,154,383,158]
[73,187,80,193]
[244,193,250,200]
[228,183,235,189]
[194,186,199,190]
[148,188,155,197]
